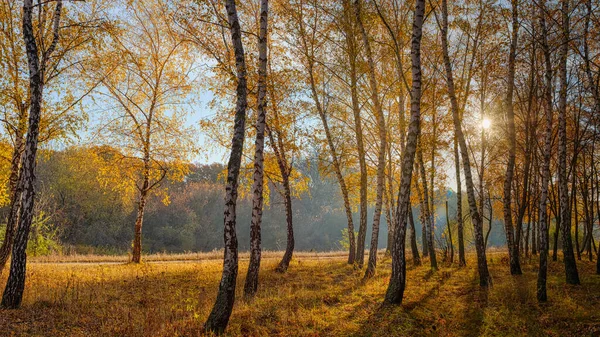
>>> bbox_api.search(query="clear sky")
[186,90,228,165]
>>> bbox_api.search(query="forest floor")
[1,251,599,337]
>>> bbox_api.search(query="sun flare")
[482,118,492,129]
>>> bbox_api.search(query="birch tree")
[502,0,522,275]
[385,0,424,304]
[556,0,579,285]
[204,0,248,333]
[0,0,100,274]
[91,0,197,264]
[244,0,269,298]
[439,0,491,286]
[1,0,63,309]
[353,0,387,278]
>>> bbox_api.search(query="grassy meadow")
[1,251,599,336]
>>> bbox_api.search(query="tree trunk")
[525,216,531,259]
[341,0,361,265]
[525,204,532,257]
[553,213,560,261]
[131,139,152,264]
[418,148,437,270]
[479,122,486,246]
[595,149,600,274]
[550,185,560,261]
[204,0,248,332]
[399,92,418,266]
[519,25,538,260]
[532,169,538,255]
[421,209,429,257]
[373,2,409,258]
[304,40,356,266]
[502,0,522,276]
[276,171,294,273]
[420,163,428,259]
[582,0,600,271]
[484,195,493,249]
[454,135,466,266]
[385,144,395,256]
[385,0,424,304]
[131,176,149,263]
[353,0,387,279]
[409,209,421,266]
[384,190,393,255]
[575,180,581,260]
[269,120,295,273]
[440,0,490,286]
[587,155,595,262]
[537,0,552,301]
[1,0,62,310]
[314,92,356,267]
[0,124,25,275]
[446,201,454,263]
[429,97,438,258]
[534,219,539,255]
[415,167,428,258]
[452,0,483,268]
[266,122,294,274]
[583,0,600,117]
[244,0,268,298]
[557,0,580,285]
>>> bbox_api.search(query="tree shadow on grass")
[347,265,485,337]
[458,278,489,337]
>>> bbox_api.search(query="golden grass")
[28,250,357,264]
[1,251,599,336]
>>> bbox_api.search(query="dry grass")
[1,251,599,336]
[28,250,356,264]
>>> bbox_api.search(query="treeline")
[1,146,509,254]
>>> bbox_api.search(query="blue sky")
[185,90,228,165]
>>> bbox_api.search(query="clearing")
[1,252,599,336]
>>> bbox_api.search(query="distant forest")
[0,147,509,255]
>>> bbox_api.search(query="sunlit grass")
[1,251,599,336]
[28,250,355,264]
